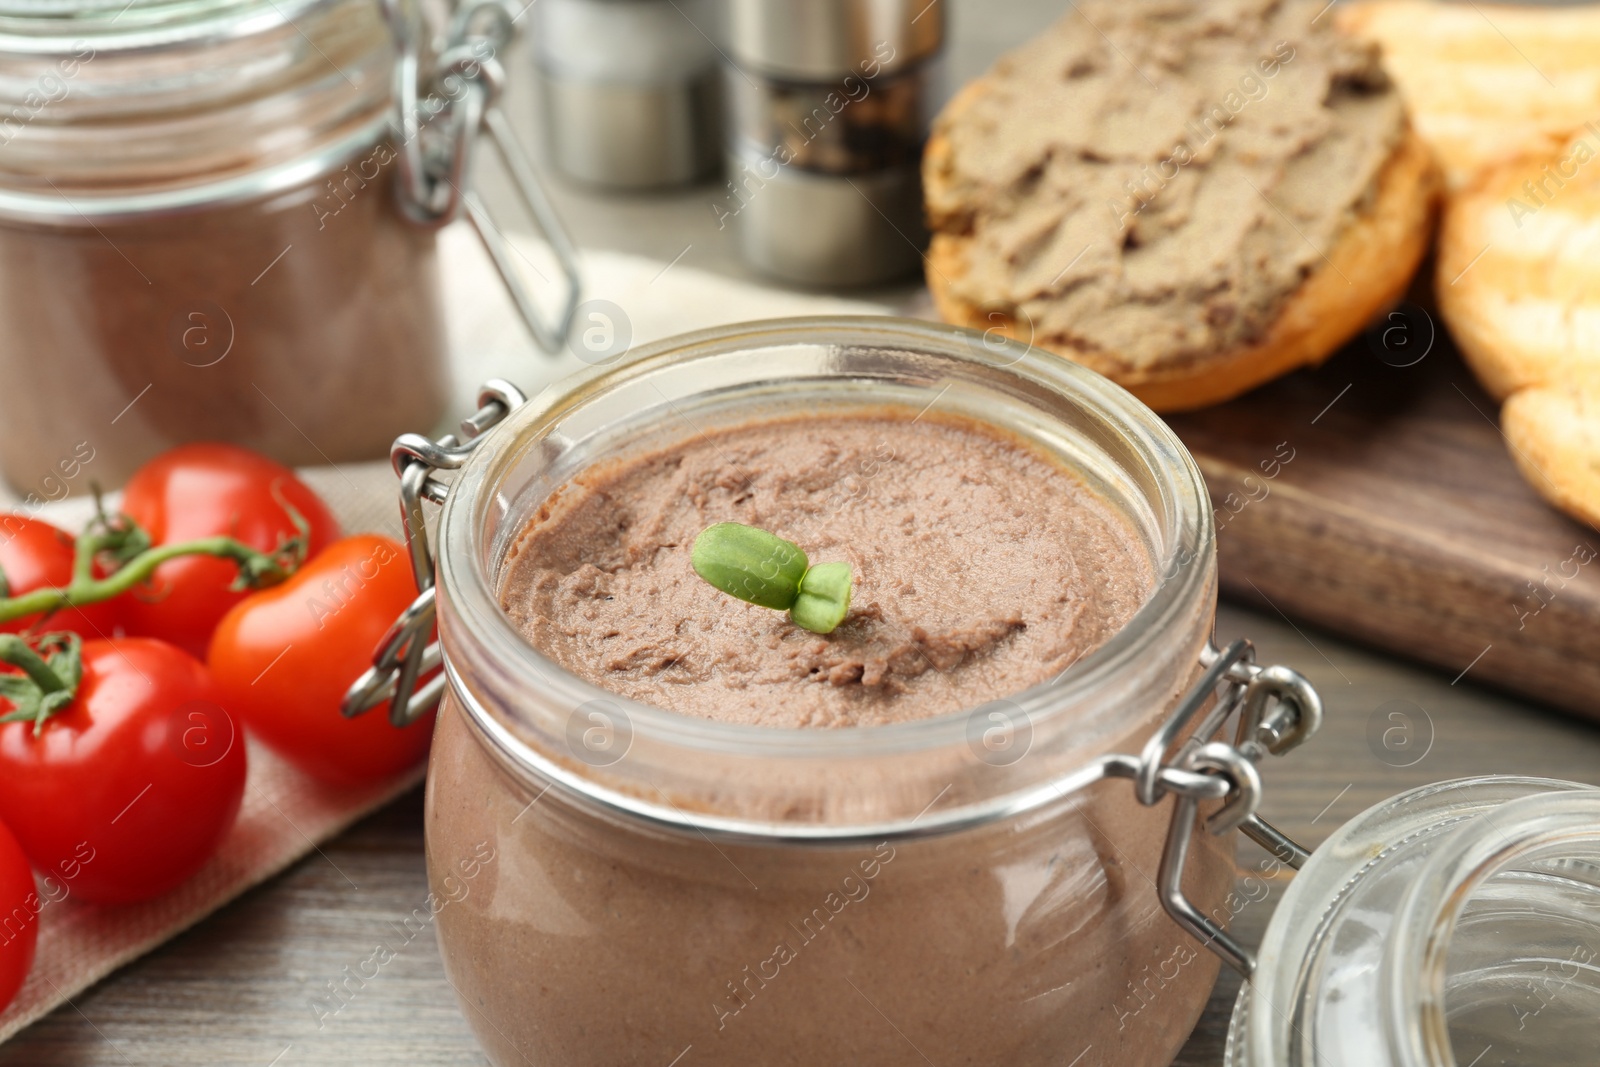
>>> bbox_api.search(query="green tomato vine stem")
[0,633,68,694]
[0,535,298,625]
[0,480,311,628]
[0,631,84,734]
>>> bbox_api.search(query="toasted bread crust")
[1438,140,1600,528]
[1502,385,1600,530]
[1338,0,1600,190]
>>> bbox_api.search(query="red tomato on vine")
[118,443,339,658]
[0,515,118,640]
[209,535,434,786]
[0,818,36,1012]
[0,635,247,906]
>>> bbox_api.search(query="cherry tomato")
[208,535,433,786]
[0,515,118,640]
[118,443,339,659]
[0,639,247,906]
[0,818,37,1012]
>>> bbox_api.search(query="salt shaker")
[532,0,721,189]
[718,0,945,286]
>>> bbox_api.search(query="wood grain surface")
[1170,320,1600,722]
[5,602,1598,1066]
[4,4,1594,1062]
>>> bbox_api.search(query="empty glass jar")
[1227,775,1600,1067]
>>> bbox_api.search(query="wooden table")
[8,2,1598,1063]
[6,602,1598,1066]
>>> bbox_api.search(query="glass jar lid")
[1228,775,1600,1067]
[0,0,328,48]
[0,0,393,206]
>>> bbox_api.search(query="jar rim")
[434,316,1217,836]
[1390,787,1600,1067]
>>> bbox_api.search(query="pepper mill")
[718,0,945,286]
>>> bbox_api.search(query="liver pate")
[499,410,1153,727]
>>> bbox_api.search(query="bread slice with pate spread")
[923,0,1440,412]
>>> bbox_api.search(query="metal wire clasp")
[1117,639,1322,978]
[341,380,529,726]
[381,0,581,353]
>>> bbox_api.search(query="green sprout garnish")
[690,523,853,634]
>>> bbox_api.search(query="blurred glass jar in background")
[0,0,450,491]
[531,0,720,189]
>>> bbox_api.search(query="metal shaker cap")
[725,0,944,81]
[533,0,721,189]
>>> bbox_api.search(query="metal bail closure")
[381,0,581,354]
[1132,639,1323,978]
[342,380,529,727]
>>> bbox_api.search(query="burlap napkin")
[0,225,899,1044]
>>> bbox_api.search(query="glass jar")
[1227,776,1600,1067]
[0,0,448,490]
[403,318,1323,1066]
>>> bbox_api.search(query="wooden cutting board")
[1166,314,1600,721]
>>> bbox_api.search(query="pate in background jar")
[0,0,449,491]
